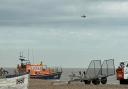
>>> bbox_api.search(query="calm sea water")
[5,68,119,84]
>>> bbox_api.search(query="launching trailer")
[68,59,115,85]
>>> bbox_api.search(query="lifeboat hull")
[30,72,62,79]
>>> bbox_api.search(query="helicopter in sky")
[81,15,86,18]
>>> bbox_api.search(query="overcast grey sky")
[0,0,128,67]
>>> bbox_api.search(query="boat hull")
[30,72,62,79]
[0,73,29,89]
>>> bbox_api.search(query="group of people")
[0,67,8,78]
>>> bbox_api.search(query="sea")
[4,68,119,84]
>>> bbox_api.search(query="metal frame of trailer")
[68,59,115,85]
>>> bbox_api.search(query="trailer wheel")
[92,78,100,85]
[83,80,91,84]
[101,77,107,84]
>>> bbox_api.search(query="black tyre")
[120,80,125,84]
[120,80,128,84]
[101,77,107,84]
[92,78,100,85]
[83,80,91,84]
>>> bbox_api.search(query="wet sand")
[29,79,128,89]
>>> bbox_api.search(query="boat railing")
[54,67,62,73]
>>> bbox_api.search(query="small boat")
[0,68,29,89]
[17,54,62,80]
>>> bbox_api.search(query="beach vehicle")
[68,59,115,85]
[17,55,62,79]
[0,68,29,89]
[116,61,128,84]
